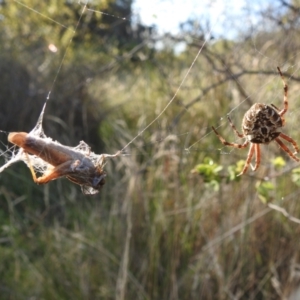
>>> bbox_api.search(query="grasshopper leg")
[24,152,75,184]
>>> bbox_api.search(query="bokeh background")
[1,0,300,299]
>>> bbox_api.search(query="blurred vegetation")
[1,0,300,299]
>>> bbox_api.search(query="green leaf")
[291,167,300,186]
[193,157,223,190]
[255,181,275,204]
[270,156,286,169]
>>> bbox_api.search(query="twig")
[268,203,300,224]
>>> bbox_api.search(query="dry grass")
[2,5,300,299]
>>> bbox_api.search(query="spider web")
[0,0,214,189]
[3,1,300,298]
[1,1,300,203]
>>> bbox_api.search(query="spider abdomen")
[242,103,283,144]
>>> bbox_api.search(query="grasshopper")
[5,104,119,194]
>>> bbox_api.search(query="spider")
[212,67,300,176]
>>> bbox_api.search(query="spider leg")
[275,137,300,162]
[250,144,261,171]
[212,126,249,148]
[237,143,256,176]
[227,115,244,138]
[270,103,280,111]
[279,133,299,154]
[277,67,288,117]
